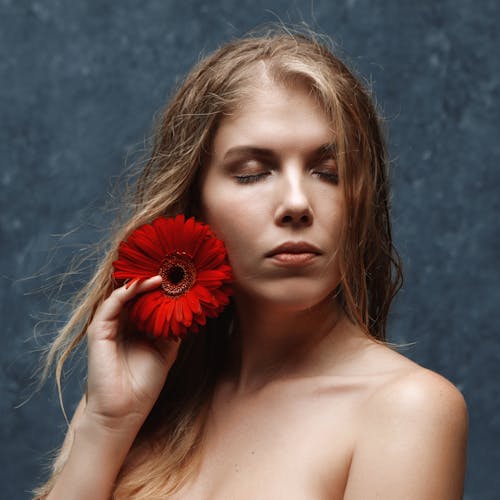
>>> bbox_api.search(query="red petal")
[178,296,193,326]
[191,285,216,306]
[129,231,164,262]
[196,269,227,285]
[153,303,168,337]
[113,214,233,340]
[174,299,184,324]
[130,291,164,328]
[185,292,202,315]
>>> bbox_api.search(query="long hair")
[34,25,402,498]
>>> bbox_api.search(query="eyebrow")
[222,143,337,161]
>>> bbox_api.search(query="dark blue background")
[1,1,498,498]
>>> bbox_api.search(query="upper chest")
[170,376,375,500]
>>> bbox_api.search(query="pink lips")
[266,241,322,266]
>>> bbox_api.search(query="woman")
[35,27,467,499]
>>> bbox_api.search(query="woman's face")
[200,81,345,311]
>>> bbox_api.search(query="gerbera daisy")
[112,214,233,339]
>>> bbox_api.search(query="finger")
[93,275,162,324]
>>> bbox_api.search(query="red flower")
[112,215,233,339]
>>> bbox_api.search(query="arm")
[33,397,86,500]
[44,399,142,500]
[343,369,468,500]
[37,277,180,500]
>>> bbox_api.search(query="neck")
[222,292,365,396]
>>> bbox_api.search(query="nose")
[274,169,313,228]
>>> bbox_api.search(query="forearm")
[46,413,141,500]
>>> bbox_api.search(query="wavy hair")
[34,25,402,498]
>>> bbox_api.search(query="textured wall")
[1,1,498,498]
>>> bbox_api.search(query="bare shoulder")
[343,354,468,500]
[359,343,469,443]
[348,336,467,418]
[367,360,468,428]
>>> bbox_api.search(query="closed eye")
[309,149,338,181]
[312,170,339,184]
[311,157,338,183]
[234,172,271,184]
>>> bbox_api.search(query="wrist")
[46,409,142,500]
[79,399,148,436]
[76,407,143,452]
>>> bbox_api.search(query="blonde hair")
[34,24,402,498]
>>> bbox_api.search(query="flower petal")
[113,215,233,339]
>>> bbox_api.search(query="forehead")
[211,81,333,157]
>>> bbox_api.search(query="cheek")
[200,176,265,241]
[201,203,264,286]
[211,215,252,253]
[201,194,250,253]
[326,196,345,235]
[207,213,242,250]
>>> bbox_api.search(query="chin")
[235,280,339,313]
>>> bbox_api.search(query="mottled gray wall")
[1,1,498,498]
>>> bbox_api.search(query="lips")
[266,241,322,257]
[265,242,322,266]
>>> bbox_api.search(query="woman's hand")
[84,275,180,432]
[44,277,179,499]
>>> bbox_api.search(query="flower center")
[159,252,197,297]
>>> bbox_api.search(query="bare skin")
[49,298,467,500]
[46,277,181,500]
[169,77,467,498]
[167,317,467,500]
[45,77,467,499]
